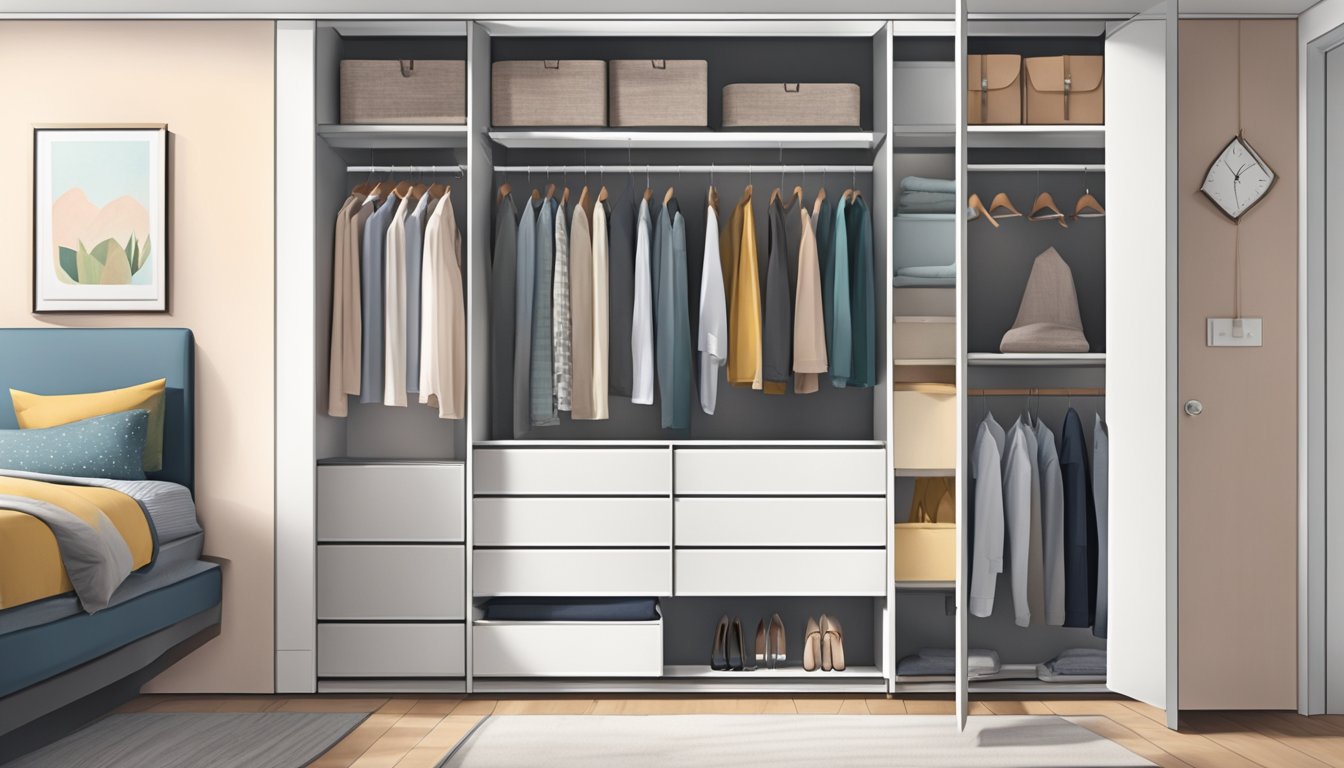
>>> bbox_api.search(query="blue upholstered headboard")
[0,328,195,491]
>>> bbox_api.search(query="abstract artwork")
[33,125,167,312]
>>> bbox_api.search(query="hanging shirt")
[654,197,692,429]
[383,192,414,406]
[512,197,540,437]
[828,196,852,388]
[591,198,611,419]
[490,193,519,438]
[327,193,364,417]
[969,412,1005,618]
[405,190,433,396]
[1004,417,1044,627]
[727,188,763,390]
[631,197,656,406]
[360,196,397,404]
[607,180,638,398]
[762,194,794,395]
[698,194,728,414]
[418,191,466,419]
[530,197,558,427]
[793,203,827,394]
[844,194,876,388]
[1038,419,1066,626]
[1093,414,1110,639]
[552,196,572,412]
[1021,417,1046,625]
[569,198,597,420]
[1061,407,1098,628]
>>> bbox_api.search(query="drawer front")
[473,621,662,677]
[892,390,957,470]
[675,549,886,596]
[318,545,465,620]
[475,497,671,547]
[319,623,464,678]
[318,463,464,542]
[675,497,886,547]
[474,549,671,596]
[674,449,885,496]
[892,320,955,361]
[892,286,954,316]
[474,448,670,495]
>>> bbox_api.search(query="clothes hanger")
[643,164,653,202]
[1029,191,1069,228]
[428,180,447,199]
[1074,169,1106,219]
[497,181,512,201]
[598,184,609,204]
[988,192,1023,219]
[968,193,999,228]
[663,184,675,206]
[544,182,556,200]
[560,185,570,206]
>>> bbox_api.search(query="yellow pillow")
[11,379,167,472]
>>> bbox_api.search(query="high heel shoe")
[802,617,822,672]
[728,617,753,671]
[820,615,846,672]
[755,613,788,670]
[710,615,730,671]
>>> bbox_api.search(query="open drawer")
[472,614,663,677]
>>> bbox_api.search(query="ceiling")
[966,0,1316,12]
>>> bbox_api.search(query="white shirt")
[418,193,466,419]
[631,198,655,405]
[697,204,728,414]
[970,413,1005,618]
[383,192,414,406]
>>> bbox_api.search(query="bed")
[0,328,220,763]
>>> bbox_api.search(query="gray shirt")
[513,197,540,438]
[653,197,691,430]
[970,413,1005,618]
[1037,420,1066,626]
[360,197,397,403]
[530,197,558,427]
[490,194,519,438]
[1004,417,1044,627]
[1093,414,1109,639]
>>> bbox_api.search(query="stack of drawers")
[316,461,466,680]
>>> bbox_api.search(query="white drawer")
[474,549,671,597]
[318,623,464,678]
[474,448,671,495]
[675,549,886,596]
[892,318,955,361]
[892,387,957,470]
[473,620,662,677]
[892,286,954,316]
[674,449,886,496]
[318,463,464,542]
[475,497,671,547]
[318,545,465,620]
[675,497,886,547]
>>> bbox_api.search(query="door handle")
[1184,399,1204,417]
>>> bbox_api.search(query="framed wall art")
[33,124,168,312]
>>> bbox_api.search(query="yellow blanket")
[0,477,153,610]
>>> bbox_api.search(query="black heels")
[710,615,753,671]
[755,613,786,670]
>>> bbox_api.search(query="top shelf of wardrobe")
[319,124,468,150]
[892,124,1105,150]
[486,130,879,150]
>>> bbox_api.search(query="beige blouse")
[326,193,365,417]
[793,204,828,393]
[569,193,597,420]
[417,192,466,419]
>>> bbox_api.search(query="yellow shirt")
[726,187,764,390]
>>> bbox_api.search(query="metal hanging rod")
[968,387,1106,397]
[347,165,464,173]
[491,165,872,174]
[968,164,1105,173]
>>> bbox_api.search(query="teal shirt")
[653,198,691,430]
[828,196,852,388]
[845,195,875,388]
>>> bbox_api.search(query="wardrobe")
[273,4,1177,728]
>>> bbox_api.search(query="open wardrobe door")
[953,0,969,734]
[1103,3,1177,727]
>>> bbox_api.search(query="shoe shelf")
[663,664,885,679]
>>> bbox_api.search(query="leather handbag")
[966,54,1022,124]
[1023,55,1104,125]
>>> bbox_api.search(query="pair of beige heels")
[802,615,846,672]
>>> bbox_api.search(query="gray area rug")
[9,711,368,768]
[439,715,1153,768]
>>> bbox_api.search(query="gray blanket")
[0,494,132,613]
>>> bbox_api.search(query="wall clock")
[1200,134,1276,221]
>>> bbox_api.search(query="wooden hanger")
[1029,191,1069,228]
[577,185,591,215]
[988,192,1023,219]
[531,187,542,203]
[708,185,720,212]
[742,183,753,202]
[410,182,428,199]
[643,185,653,202]
[392,180,413,199]
[840,188,854,204]
[498,182,512,201]
[367,180,392,201]
[598,185,609,204]
[793,185,805,204]
[352,182,374,196]
[769,187,782,205]
[428,182,448,199]
[544,183,556,200]
[560,186,570,206]
[968,193,999,228]
[663,185,675,205]
[1074,190,1105,219]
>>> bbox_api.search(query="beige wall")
[1178,19,1298,709]
[0,21,275,693]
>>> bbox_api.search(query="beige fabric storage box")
[893,318,955,361]
[609,60,707,127]
[722,83,861,128]
[894,523,957,582]
[1023,55,1104,125]
[966,54,1022,125]
[491,60,607,127]
[892,383,956,470]
[340,60,466,125]
[893,286,955,316]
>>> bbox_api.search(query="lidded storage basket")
[340,60,467,125]
[609,60,708,127]
[722,83,861,128]
[492,60,607,127]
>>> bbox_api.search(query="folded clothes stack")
[1040,648,1106,676]
[895,647,1002,679]
[898,176,956,214]
[893,263,955,288]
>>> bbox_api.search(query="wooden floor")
[114,694,1344,768]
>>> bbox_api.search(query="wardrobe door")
[1103,8,1176,722]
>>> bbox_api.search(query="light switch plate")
[1207,317,1263,347]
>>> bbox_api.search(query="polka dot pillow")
[0,410,149,481]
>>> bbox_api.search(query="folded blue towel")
[897,265,955,279]
[901,176,956,194]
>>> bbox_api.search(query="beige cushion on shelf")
[999,247,1090,353]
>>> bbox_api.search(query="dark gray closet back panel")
[659,596,877,668]
[892,37,954,62]
[893,592,955,662]
[490,169,879,441]
[490,37,874,131]
[968,36,1104,57]
[334,35,469,60]
[967,171,1106,353]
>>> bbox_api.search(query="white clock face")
[1201,135,1276,221]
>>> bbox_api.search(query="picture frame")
[33,124,168,313]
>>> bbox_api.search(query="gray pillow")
[0,410,149,481]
